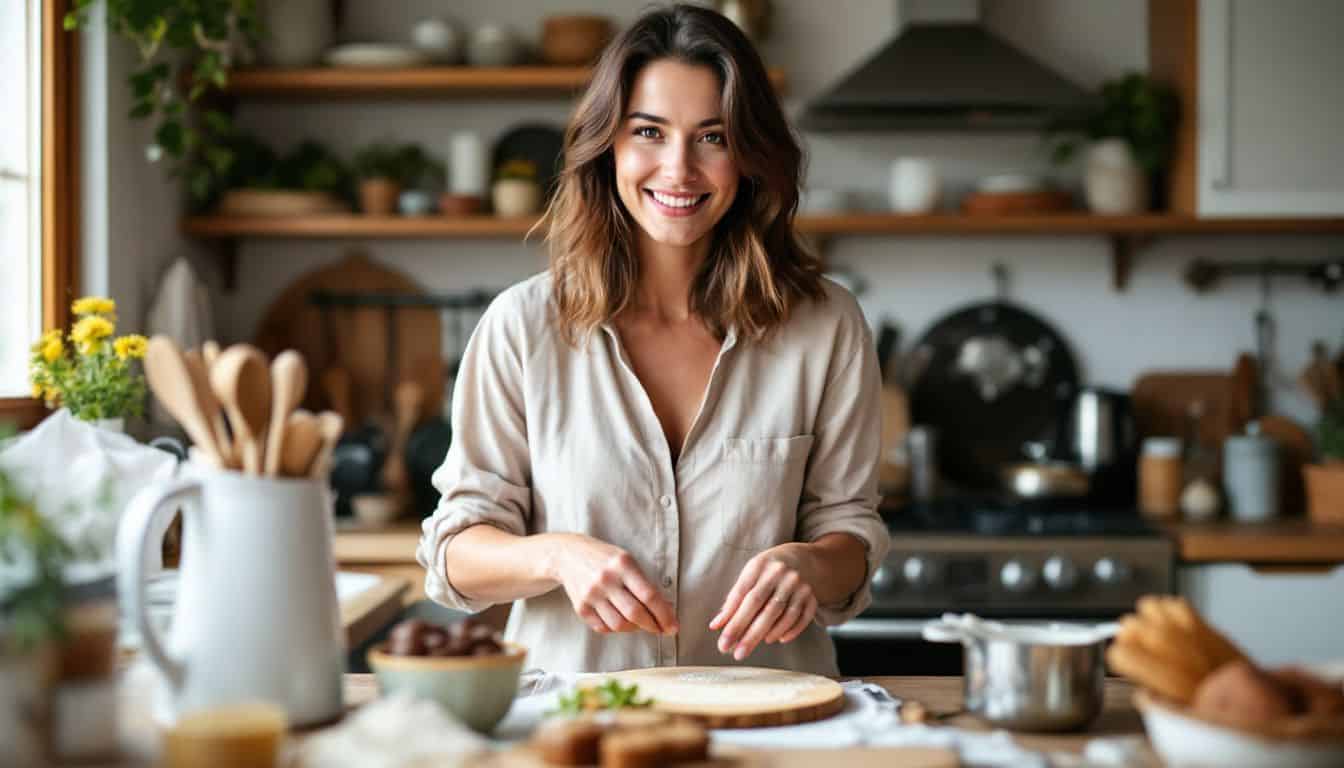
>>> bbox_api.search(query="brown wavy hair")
[544,3,825,344]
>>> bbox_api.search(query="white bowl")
[1136,690,1344,768]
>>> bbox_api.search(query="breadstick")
[1107,641,1202,705]
[1118,615,1217,681]
[1164,598,1248,670]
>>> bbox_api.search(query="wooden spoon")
[184,349,235,469]
[143,336,224,466]
[309,411,346,479]
[264,350,308,477]
[202,340,221,369]
[279,410,323,477]
[381,380,424,496]
[210,345,273,475]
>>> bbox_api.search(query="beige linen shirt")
[417,272,889,676]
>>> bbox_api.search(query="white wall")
[211,0,1340,427]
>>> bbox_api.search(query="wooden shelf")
[184,212,1344,292]
[224,65,787,97]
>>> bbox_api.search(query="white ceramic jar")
[1084,138,1149,214]
[889,158,940,214]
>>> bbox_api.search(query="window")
[0,1,78,427]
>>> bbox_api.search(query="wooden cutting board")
[253,250,443,429]
[483,746,958,767]
[588,667,846,729]
[1131,370,1249,447]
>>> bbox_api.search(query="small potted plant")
[353,143,406,216]
[1048,72,1179,214]
[394,144,447,216]
[1305,397,1344,524]
[28,297,147,431]
[491,158,541,217]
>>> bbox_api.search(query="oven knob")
[999,559,1036,593]
[902,557,938,590]
[1042,555,1079,591]
[871,563,900,594]
[1093,557,1131,586]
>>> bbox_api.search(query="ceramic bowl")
[367,642,526,733]
[1136,690,1344,768]
[351,493,401,528]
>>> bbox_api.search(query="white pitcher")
[118,464,345,727]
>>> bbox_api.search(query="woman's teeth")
[648,190,707,209]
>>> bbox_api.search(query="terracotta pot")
[540,15,613,65]
[1304,462,1344,524]
[491,179,541,217]
[359,178,401,215]
[439,193,484,216]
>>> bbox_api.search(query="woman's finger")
[623,570,679,635]
[719,564,786,653]
[710,557,763,630]
[608,585,663,635]
[778,593,817,643]
[764,594,805,644]
[592,599,633,633]
[732,589,793,660]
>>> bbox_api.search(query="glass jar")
[1139,437,1183,519]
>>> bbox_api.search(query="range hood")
[800,1,1098,132]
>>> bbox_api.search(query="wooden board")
[482,745,957,768]
[253,250,443,429]
[589,667,846,729]
[1131,369,1248,449]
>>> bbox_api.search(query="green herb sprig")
[550,679,653,716]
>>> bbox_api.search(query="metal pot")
[923,614,1118,732]
[1001,442,1090,499]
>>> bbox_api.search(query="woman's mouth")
[645,189,710,217]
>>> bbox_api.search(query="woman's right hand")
[547,533,679,635]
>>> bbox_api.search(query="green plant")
[217,136,355,206]
[1319,397,1344,462]
[28,297,147,422]
[550,680,653,716]
[65,1,262,212]
[0,425,73,651]
[353,143,445,190]
[353,143,406,182]
[1047,72,1180,174]
[496,158,538,182]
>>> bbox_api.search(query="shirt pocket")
[718,435,815,552]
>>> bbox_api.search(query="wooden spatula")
[309,411,345,480]
[144,336,225,466]
[279,410,323,477]
[264,350,308,477]
[184,349,235,468]
[381,380,424,496]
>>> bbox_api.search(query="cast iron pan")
[907,301,1081,492]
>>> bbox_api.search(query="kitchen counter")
[1162,519,1344,566]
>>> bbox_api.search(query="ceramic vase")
[1084,138,1150,214]
[491,179,541,217]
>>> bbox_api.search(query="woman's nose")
[659,141,697,183]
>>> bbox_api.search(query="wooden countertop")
[342,576,409,649]
[1162,519,1344,566]
[333,518,1344,567]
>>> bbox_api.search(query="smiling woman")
[0,0,79,428]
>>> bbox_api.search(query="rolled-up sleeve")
[417,291,533,613]
[795,309,890,626]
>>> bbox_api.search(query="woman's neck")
[629,232,711,323]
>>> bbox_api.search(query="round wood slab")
[592,667,846,729]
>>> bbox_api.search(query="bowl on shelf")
[540,15,613,66]
[367,642,527,733]
[217,189,348,217]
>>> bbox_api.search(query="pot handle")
[116,477,201,691]
[922,617,966,643]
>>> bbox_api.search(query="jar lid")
[1142,437,1182,457]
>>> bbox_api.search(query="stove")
[830,498,1175,675]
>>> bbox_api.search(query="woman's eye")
[700,132,726,146]
[634,126,661,139]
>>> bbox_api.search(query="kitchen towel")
[143,255,215,429]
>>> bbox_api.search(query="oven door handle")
[826,618,934,640]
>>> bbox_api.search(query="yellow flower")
[41,337,64,362]
[113,334,148,360]
[72,296,116,316]
[31,382,43,398]
[71,315,114,348]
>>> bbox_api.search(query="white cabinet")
[1179,564,1344,665]
[1195,0,1344,216]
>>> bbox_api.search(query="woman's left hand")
[709,544,817,661]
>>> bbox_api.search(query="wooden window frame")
[0,0,80,428]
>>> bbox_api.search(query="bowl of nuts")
[367,616,526,733]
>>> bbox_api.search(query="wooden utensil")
[590,667,845,728]
[380,380,424,497]
[184,349,235,469]
[210,345,273,475]
[144,336,226,466]
[1132,371,1239,446]
[1299,340,1342,407]
[279,410,323,477]
[264,350,308,477]
[1229,353,1258,429]
[202,340,221,369]
[310,411,345,479]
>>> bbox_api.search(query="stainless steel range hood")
[800,1,1098,132]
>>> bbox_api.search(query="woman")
[417,4,888,676]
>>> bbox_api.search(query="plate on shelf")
[217,188,349,216]
[323,43,431,68]
[491,123,565,201]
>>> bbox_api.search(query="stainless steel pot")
[923,614,1118,732]
[1000,441,1090,499]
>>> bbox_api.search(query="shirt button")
[663,576,673,588]
[659,494,673,508]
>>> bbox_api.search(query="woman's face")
[612,58,740,251]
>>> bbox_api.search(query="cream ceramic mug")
[117,463,345,727]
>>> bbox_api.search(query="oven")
[829,507,1177,676]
